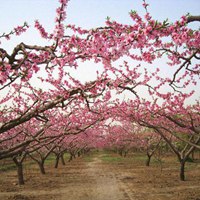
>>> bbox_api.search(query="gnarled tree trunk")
[145,153,152,166]
[13,157,25,185]
[179,159,186,181]
[55,154,60,168]
[38,160,46,174]
[61,154,65,165]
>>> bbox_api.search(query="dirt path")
[80,155,126,200]
[58,154,127,200]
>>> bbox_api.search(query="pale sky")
[1,0,199,41]
[1,1,200,24]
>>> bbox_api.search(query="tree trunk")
[17,162,24,185]
[61,154,65,165]
[145,154,152,166]
[124,151,128,157]
[38,161,46,174]
[13,158,24,185]
[55,155,60,168]
[180,159,186,181]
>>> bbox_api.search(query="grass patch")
[44,153,70,165]
[64,153,70,161]
[185,162,199,170]
[0,159,35,172]
[0,163,16,171]
[132,154,147,162]
[45,155,56,164]
[97,152,170,166]
[82,151,97,162]
[100,153,123,163]
[83,156,93,162]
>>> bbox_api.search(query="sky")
[1,0,200,47]
[0,0,200,104]
[1,0,200,27]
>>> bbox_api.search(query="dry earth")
[0,151,200,200]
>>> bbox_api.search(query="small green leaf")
[106,16,110,21]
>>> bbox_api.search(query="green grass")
[132,154,147,161]
[0,162,16,171]
[45,153,70,164]
[0,159,35,172]
[185,162,199,170]
[100,153,123,163]
[45,155,56,164]
[98,152,167,166]
[83,156,93,162]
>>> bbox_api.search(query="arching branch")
[187,15,200,23]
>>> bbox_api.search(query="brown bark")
[180,159,186,181]
[187,15,200,23]
[54,155,60,168]
[61,154,65,165]
[13,157,24,185]
[145,154,152,167]
[38,161,46,174]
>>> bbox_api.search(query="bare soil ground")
[0,151,200,200]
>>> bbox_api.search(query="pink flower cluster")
[34,20,49,39]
